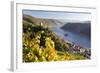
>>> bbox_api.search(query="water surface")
[52,26,91,48]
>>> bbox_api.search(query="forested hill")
[23,14,64,27]
[61,21,91,38]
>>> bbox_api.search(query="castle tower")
[40,22,43,26]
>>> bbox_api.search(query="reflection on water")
[52,26,91,48]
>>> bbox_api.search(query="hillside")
[23,14,91,62]
[61,22,91,38]
[23,14,64,27]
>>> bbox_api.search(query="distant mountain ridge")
[61,21,91,38]
[23,14,64,27]
[23,14,91,38]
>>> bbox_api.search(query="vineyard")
[22,15,90,62]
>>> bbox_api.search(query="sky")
[23,10,91,21]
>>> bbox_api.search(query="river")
[52,26,91,48]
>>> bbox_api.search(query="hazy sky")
[23,10,91,21]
